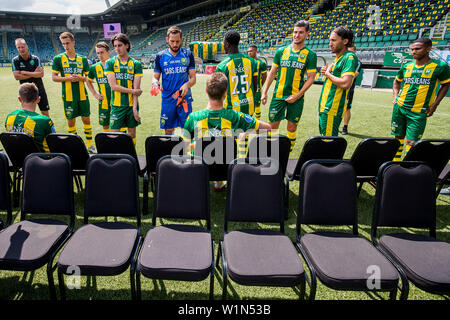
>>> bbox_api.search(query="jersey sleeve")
[87,65,96,81]
[251,57,258,77]
[396,64,406,82]
[306,51,317,74]
[438,63,450,84]
[11,57,19,71]
[188,51,196,70]
[182,115,194,141]
[134,60,143,77]
[215,62,226,75]
[260,60,267,73]
[235,111,259,132]
[154,53,162,74]
[36,56,41,68]
[83,57,90,75]
[341,54,357,78]
[272,48,283,67]
[52,55,61,74]
[105,59,114,75]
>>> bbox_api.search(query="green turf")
[0,66,449,300]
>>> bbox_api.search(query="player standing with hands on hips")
[151,26,196,135]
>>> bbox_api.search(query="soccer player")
[52,32,95,153]
[318,26,358,137]
[5,83,55,152]
[391,37,449,160]
[183,73,271,190]
[12,38,50,117]
[247,44,267,120]
[341,43,362,135]
[105,33,143,145]
[261,20,317,152]
[151,26,196,135]
[86,42,126,134]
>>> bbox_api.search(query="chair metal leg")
[215,242,222,269]
[143,173,149,216]
[357,182,364,197]
[221,241,228,300]
[389,286,398,300]
[58,270,67,300]
[283,178,289,220]
[210,240,215,300]
[136,271,142,300]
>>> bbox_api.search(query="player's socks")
[287,130,297,153]
[394,138,404,161]
[68,126,77,135]
[83,124,93,148]
[120,127,127,133]
[237,136,249,158]
[255,106,261,120]
[404,144,412,158]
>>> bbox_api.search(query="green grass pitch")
[0,65,449,300]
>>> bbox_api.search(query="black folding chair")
[372,161,450,299]
[296,160,399,300]
[194,136,237,181]
[247,134,291,218]
[47,133,90,192]
[0,153,12,229]
[0,132,40,207]
[0,153,75,300]
[217,158,305,300]
[95,132,146,175]
[57,154,141,300]
[403,139,450,197]
[142,135,184,216]
[349,137,400,196]
[136,155,214,300]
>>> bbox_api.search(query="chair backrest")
[0,153,12,225]
[84,154,140,225]
[95,132,139,164]
[350,137,400,178]
[145,135,183,175]
[226,158,284,232]
[194,136,237,181]
[403,139,450,178]
[297,160,358,236]
[292,136,347,179]
[154,155,210,228]
[0,132,40,169]
[21,153,74,224]
[247,135,291,177]
[46,133,90,171]
[372,162,436,240]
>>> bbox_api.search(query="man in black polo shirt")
[12,38,50,117]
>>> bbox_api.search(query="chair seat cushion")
[223,229,304,286]
[138,224,212,281]
[286,159,298,180]
[58,222,138,276]
[301,232,398,290]
[0,219,69,270]
[380,233,450,292]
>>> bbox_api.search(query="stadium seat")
[217,158,305,299]
[349,137,401,196]
[0,153,12,229]
[0,153,75,300]
[194,136,237,181]
[95,132,146,175]
[142,135,184,216]
[403,139,450,197]
[0,132,40,207]
[136,155,214,300]
[296,160,399,300]
[47,133,90,193]
[57,154,141,300]
[371,161,450,299]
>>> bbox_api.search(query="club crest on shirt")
[181,58,187,65]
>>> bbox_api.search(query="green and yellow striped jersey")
[105,56,143,107]
[5,109,55,152]
[88,62,112,110]
[395,59,450,113]
[318,50,358,116]
[255,57,268,94]
[215,53,259,115]
[272,45,317,100]
[52,53,90,102]
[183,108,259,141]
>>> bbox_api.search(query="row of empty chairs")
[0,152,448,299]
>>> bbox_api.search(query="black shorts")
[346,85,355,109]
[37,87,50,111]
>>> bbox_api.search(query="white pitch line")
[353,100,450,117]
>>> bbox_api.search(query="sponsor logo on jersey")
[404,77,431,85]
[244,114,253,123]
[30,60,35,66]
